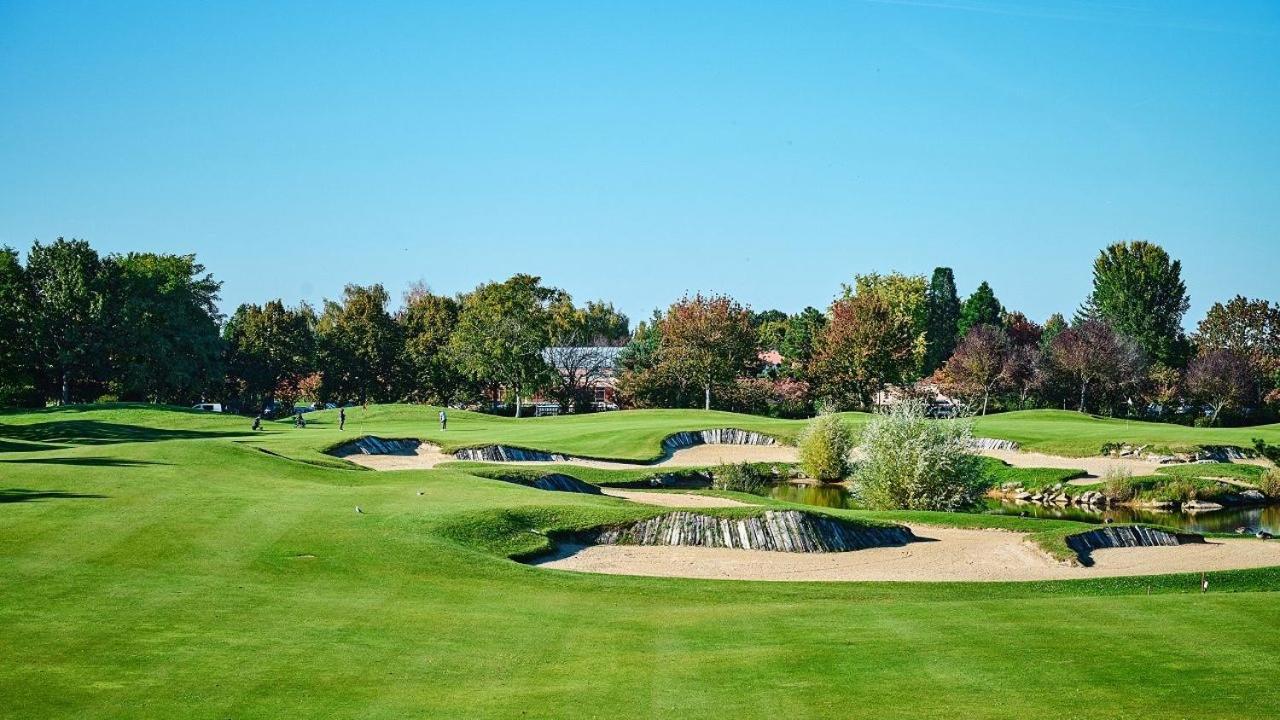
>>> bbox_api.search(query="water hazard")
[766,482,1280,534]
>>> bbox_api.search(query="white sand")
[339,443,456,470]
[533,524,1280,582]
[599,488,754,508]
[343,442,800,472]
[979,448,1165,477]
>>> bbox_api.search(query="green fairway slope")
[2,404,1279,719]
[973,409,1280,456]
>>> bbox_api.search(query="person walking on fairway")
[339,407,346,431]
[439,409,447,431]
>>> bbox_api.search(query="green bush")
[1102,467,1138,502]
[854,400,984,511]
[1257,470,1280,499]
[797,413,854,481]
[711,462,771,494]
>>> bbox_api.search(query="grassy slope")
[972,409,1280,456]
[2,404,1280,719]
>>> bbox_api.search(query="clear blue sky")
[2,1,1277,329]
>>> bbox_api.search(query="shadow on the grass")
[0,420,245,447]
[0,488,108,504]
[0,457,169,468]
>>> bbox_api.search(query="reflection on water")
[767,482,856,508]
[983,499,1280,534]
[766,482,1280,534]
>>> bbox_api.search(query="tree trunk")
[1210,402,1222,426]
[981,389,990,416]
[515,391,523,418]
[1078,380,1087,413]
[704,383,711,411]
[61,370,69,406]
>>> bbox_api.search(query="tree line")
[615,241,1280,426]
[0,239,629,416]
[1,237,1277,426]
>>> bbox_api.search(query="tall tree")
[811,293,917,409]
[1047,319,1145,413]
[656,294,756,411]
[451,274,558,417]
[26,238,110,404]
[1001,311,1043,348]
[104,253,223,403]
[543,295,630,412]
[957,281,1003,337]
[779,307,826,374]
[0,247,34,397]
[1084,241,1190,366]
[1041,313,1067,349]
[850,272,928,377]
[1194,296,1280,405]
[938,324,1011,415]
[1185,348,1257,425]
[398,284,468,405]
[923,267,961,373]
[574,300,631,345]
[223,300,317,413]
[615,311,678,409]
[317,284,402,404]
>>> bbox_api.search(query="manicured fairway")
[2,404,1279,719]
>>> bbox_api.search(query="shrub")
[1254,439,1280,465]
[1102,467,1138,502]
[797,414,854,481]
[853,399,984,511]
[711,462,771,494]
[1258,470,1280,499]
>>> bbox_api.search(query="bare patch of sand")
[339,443,455,470]
[505,443,800,470]
[599,488,754,508]
[345,441,800,472]
[533,524,1280,582]
[979,448,1165,477]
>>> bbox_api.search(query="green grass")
[3,403,1280,719]
[978,456,1088,490]
[1154,462,1266,482]
[971,409,1280,456]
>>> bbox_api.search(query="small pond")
[766,482,1280,535]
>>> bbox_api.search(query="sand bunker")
[338,441,456,470]
[533,524,1280,582]
[600,488,754,508]
[979,448,1165,477]
[336,436,799,471]
[505,443,800,470]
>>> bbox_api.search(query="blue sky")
[1,1,1277,328]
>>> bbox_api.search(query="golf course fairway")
[2,404,1278,719]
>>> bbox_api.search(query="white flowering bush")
[854,399,984,510]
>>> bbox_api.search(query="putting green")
[2,404,1279,719]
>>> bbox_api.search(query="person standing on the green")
[439,409,447,431]
[339,407,346,431]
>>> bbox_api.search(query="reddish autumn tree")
[939,324,1011,415]
[1002,311,1043,349]
[1185,348,1257,425]
[657,294,757,410]
[811,293,917,409]
[1194,296,1280,405]
[1047,319,1145,414]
